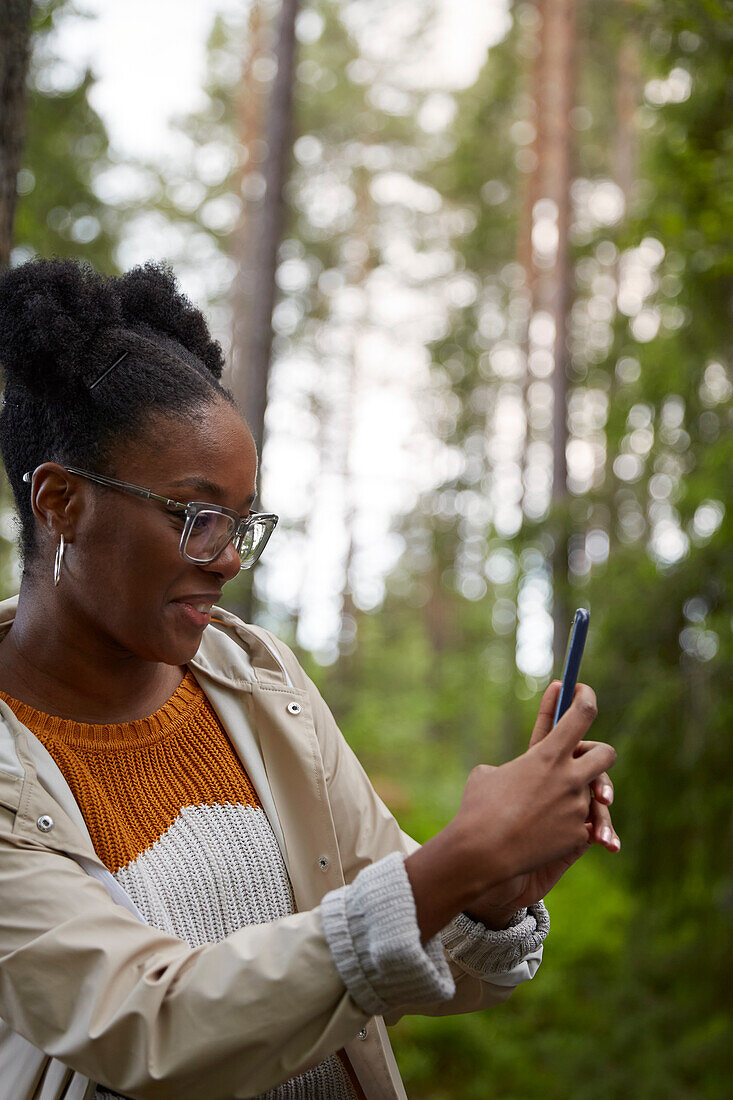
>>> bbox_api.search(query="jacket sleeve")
[269,638,546,1021]
[0,805,367,1100]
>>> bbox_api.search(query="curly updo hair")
[0,257,236,565]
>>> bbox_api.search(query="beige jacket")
[0,596,543,1100]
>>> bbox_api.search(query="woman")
[0,258,619,1100]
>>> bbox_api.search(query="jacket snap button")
[358,1027,367,1040]
[287,701,302,715]
[318,856,329,871]
[36,814,54,832]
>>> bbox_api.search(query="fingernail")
[611,835,621,851]
[601,785,613,804]
[601,827,612,844]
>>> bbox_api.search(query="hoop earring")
[53,535,65,587]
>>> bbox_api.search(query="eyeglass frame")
[22,465,278,570]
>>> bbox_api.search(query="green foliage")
[12,3,121,271]
[390,850,634,1100]
[5,0,730,1094]
[13,70,119,270]
[307,0,732,1095]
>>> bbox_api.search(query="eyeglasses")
[23,466,278,570]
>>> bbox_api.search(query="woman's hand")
[405,679,618,942]
[464,682,620,929]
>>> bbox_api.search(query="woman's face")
[59,398,259,666]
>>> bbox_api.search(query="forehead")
[114,400,257,498]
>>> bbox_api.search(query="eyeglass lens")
[233,516,275,566]
[183,510,271,567]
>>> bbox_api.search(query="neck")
[0,578,184,723]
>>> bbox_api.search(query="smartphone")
[553,608,590,726]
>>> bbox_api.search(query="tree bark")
[607,12,639,549]
[516,3,542,512]
[337,173,374,658]
[229,0,267,422]
[534,0,577,667]
[228,0,299,624]
[516,1,543,527]
[230,0,300,476]
[515,6,542,296]
[0,0,33,271]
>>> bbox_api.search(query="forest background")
[1,0,731,1096]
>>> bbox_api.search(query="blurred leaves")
[12,2,121,270]
[3,0,731,1096]
[307,1,732,1096]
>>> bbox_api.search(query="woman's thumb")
[528,681,562,748]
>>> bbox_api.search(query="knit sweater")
[0,671,358,1100]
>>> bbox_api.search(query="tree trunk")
[516,1,542,517]
[229,0,267,422]
[228,0,299,624]
[534,0,577,667]
[337,173,374,659]
[0,0,33,271]
[231,0,300,475]
[515,4,542,296]
[607,13,639,550]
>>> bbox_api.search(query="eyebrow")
[168,477,256,508]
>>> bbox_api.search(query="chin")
[158,636,205,666]
[131,626,206,667]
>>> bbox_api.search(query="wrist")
[433,818,495,910]
[463,902,518,931]
[445,814,510,902]
[404,821,501,943]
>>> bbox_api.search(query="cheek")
[88,551,193,662]
[78,512,181,600]
[71,512,199,664]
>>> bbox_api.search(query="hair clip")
[89,350,129,391]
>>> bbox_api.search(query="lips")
[171,593,221,629]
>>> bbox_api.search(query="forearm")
[351,853,549,1027]
[321,848,547,1022]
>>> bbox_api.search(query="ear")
[28,463,85,544]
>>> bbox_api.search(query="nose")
[199,538,241,583]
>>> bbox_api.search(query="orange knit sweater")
[0,669,262,875]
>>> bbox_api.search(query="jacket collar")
[0,595,341,912]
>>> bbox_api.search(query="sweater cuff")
[320,851,455,1017]
[440,900,550,976]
